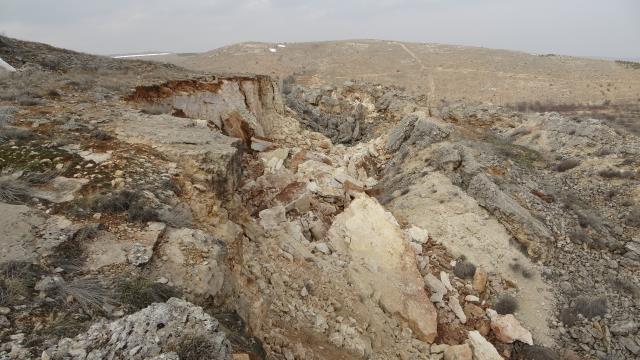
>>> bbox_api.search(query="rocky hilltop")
[0,35,639,360]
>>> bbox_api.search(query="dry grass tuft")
[117,277,180,311]
[54,277,115,314]
[0,261,43,306]
[0,176,31,204]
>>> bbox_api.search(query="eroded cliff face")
[127,75,285,144]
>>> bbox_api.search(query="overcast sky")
[1,0,639,59]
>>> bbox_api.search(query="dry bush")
[598,168,636,179]
[0,261,43,306]
[552,159,580,172]
[513,344,561,360]
[573,296,607,319]
[610,276,640,299]
[48,224,99,270]
[90,129,113,141]
[21,169,59,185]
[16,95,43,106]
[117,277,180,311]
[494,294,518,315]
[173,335,226,360]
[0,176,31,204]
[0,126,33,143]
[54,277,114,314]
[453,260,476,279]
[91,189,159,222]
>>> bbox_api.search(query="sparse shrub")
[38,312,91,339]
[46,88,62,98]
[117,277,180,311]
[92,189,139,213]
[558,307,579,326]
[53,277,114,314]
[16,95,43,106]
[21,169,59,185]
[494,294,518,315]
[90,129,113,141]
[573,296,607,319]
[91,189,159,222]
[0,126,33,143]
[173,335,226,360]
[552,159,580,172]
[453,260,476,279]
[625,207,640,227]
[140,103,170,115]
[0,177,31,204]
[598,168,636,179]
[48,224,99,270]
[0,261,43,306]
[611,276,640,298]
[514,344,561,360]
[127,201,159,222]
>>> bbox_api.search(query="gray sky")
[1,0,639,59]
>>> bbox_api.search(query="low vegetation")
[0,261,43,306]
[0,176,31,204]
[53,277,115,314]
[494,294,519,315]
[453,260,476,279]
[117,277,180,311]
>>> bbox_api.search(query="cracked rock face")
[44,298,231,360]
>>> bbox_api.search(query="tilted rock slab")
[467,330,502,360]
[467,173,552,258]
[45,298,230,360]
[329,195,438,342]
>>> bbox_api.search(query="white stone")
[467,331,502,360]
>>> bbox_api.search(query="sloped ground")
[0,35,639,360]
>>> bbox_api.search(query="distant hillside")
[153,39,640,107]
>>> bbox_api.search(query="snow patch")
[0,57,16,72]
[113,53,172,59]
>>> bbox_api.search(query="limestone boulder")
[328,195,438,342]
[490,314,533,345]
[159,228,227,299]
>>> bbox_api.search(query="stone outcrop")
[467,173,553,258]
[328,195,438,342]
[113,114,243,196]
[45,298,230,360]
[127,75,284,141]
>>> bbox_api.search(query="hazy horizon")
[1,0,639,59]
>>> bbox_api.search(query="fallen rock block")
[444,343,473,360]
[329,195,437,342]
[467,330,502,360]
[44,298,230,360]
[490,314,533,345]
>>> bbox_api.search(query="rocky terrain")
[0,34,640,360]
